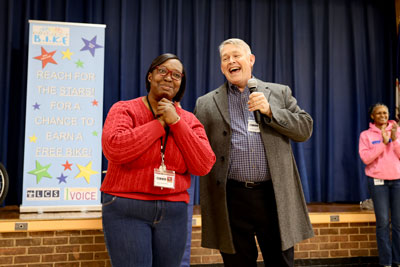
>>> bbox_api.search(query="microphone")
[247,78,261,124]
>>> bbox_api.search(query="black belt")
[227,179,269,189]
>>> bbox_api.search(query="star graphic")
[62,160,73,171]
[29,135,37,143]
[57,173,68,184]
[33,102,40,110]
[75,59,84,68]
[92,131,98,137]
[91,99,98,106]
[28,160,52,184]
[34,47,57,69]
[61,48,74,60]
[80,36,103,57]
[75,161,99,184]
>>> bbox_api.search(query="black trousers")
[220,180,294,267]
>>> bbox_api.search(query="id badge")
[154,167,175,189]
[248,118,260,133]
[373,178,384,186]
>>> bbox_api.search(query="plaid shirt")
[227,83,271,182]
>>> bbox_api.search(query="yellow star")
[61,48,74,60]
[75,161,99,184]
[29,135,37,143]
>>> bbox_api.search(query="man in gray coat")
[194,38,314,267]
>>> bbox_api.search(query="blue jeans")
[102,193,188,267]
[368,178,400,266]
[180,176,195,267]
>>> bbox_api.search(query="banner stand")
[21,20,106,213]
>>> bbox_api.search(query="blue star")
[57,173,68,184]
[80,36,103,57]
[33,102,40,110]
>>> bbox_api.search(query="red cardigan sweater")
[100,97,216,203]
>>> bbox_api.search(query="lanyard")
[146,96,170,156]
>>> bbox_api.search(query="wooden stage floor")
[0,202,376,233]
[0,202,374,221]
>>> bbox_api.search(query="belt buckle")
[244,181,255,188]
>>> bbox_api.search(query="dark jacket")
[194,79,314,253]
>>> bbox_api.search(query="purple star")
[57,173,68,184]
[80,36,103,57]
[33,102,40,110]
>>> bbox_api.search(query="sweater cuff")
[169,116,186,132]
[153,119,167,135]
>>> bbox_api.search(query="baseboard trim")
[295,256,379,266]
[190,256,380,266]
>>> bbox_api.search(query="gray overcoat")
[194,79,314,253]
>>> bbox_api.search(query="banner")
[21,20,106,212]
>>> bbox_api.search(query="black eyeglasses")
[155,66,184,81]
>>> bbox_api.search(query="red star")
[62,160,73,171]
[92,99,99,106]
[34,47,57,69]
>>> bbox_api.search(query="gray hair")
[368,102,389,121]
[219,38,252,57]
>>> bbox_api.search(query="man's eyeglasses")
[155,66,184,81]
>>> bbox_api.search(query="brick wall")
[189,222,378,265]
[0,230,111,266]
[296,222,377,259]
[0,222,377,266]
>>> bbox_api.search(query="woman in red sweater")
[101,53,216,267]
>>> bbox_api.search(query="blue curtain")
[0,0,396,205]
